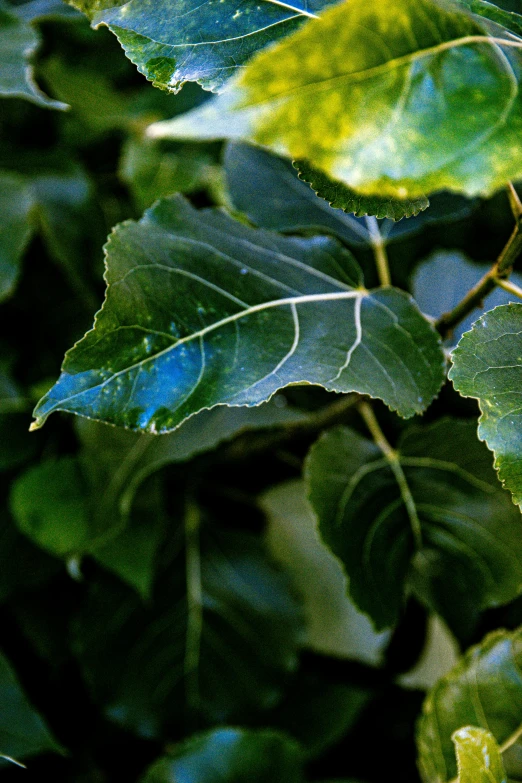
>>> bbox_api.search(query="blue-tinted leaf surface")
[306,419,522,630]
[450,303,522,510]
[32,195,444,433]
[140,727,304,782]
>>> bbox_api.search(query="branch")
[436,185,522,338]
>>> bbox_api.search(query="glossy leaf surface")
[450,303,522,509]
[74,527,303,736]
[140,727,304,782]
[452,727,507,783]
[417,626,522,782]
[0,3,66,108]
[70,0,336,94]
[32,195,444,433]
[150,0,522,199]
[0,648,59,759]
[306,419,522,630]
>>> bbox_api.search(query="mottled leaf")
[0,648,60,760]
[295,160,429,221]
[452,727,507,783]
[450,303,522,509]
[305,419,522,630]
[0,3,66,108]
[139,727,304,783]
[150,0,522,199]
[417,626,522,783]
[32,195,444,433]
[74,527,304,736]
[69,0,337,94]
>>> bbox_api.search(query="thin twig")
[436,184,522,337]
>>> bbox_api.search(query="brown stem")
[436,187,522,338]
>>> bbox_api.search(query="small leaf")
[74,527,304,736]
[305,419,522,630]
[150,0,522,199]
[0,648,60,760]
[452,727,507,783]
[70,0,337,94]
[294,160,429,221]
[449,303,522,509]
[139,727,304,783]
[32,195,444,433]
[417,626,522,783]
[0,3,67,109]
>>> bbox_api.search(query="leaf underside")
[32,195,444,434]
[449,303,522,509]
[149,0,522,199]
[305,419,522,631]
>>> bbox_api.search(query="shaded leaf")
[0,3,66,109]
[452,727,507,783]
[295,160,429,221]
[263,480,390,665]
[139,727,304,783]
[150,0,522,199]
[413,251,522,345]
[70,0,336,94]
[224,143,473,248]
[305,419,522,630]
[450,304,522,509]
[0,648,60,759]
[74,526,304,736]
[456,0,522,35]
[32,195,444,433]
[417,626,522,783]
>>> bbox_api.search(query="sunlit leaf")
[32,195,444,433]
[305,419,522,630]
[450,303,522,509]
[150,0,522,199]
[452,727,507,783]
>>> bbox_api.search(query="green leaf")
[417,626,522,783]
[449,304,522,510]
[149,0,522,199]
[139,727,304,783]
[74,526,304,736]
[224,143,472,248]
[32,194,444,433]
[263,480,390,665]
[294,160,429,222]
[455,0,522,36]
[0,648,60,760]
[70,0,337,94]
[0,172,34,301]
[452,727,507,783]
[305,419,522,630]
[0,3,66,109]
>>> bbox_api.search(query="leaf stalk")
[366,216,391,287]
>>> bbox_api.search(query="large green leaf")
[450,304,522,510]
[417,626,522,783]
[140,727,304,782]
[74,526,304,736]
[31,195,444,433]
[305,419,522,630]
[0,648,60,760]
[150,0,522,199]
[452,727,507,783]
[0,3,66,109]
[69,0,337,94]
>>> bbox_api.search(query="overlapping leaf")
[31,195,444,434]
[150,0,522,199]
[0,2,66,109]
[450,304,522,509]
[417,626,522,782]
[452,727,507,783]
[74,527,303,736]
[68,0,336,94]
[140,728,304,783]
[305,419,522,630]
[456,0,522,36]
